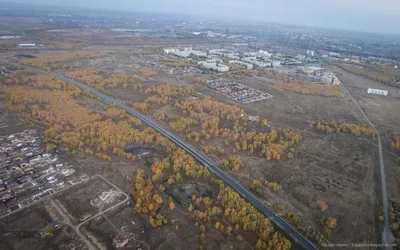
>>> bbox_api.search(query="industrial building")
[367,88,388,96]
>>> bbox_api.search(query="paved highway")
[15,64,319,250]
[339,78,393,249]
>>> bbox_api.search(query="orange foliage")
[308,120,376,138]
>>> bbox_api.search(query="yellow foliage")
[21,51,104,70]
[169,201,175,210]
[317,200,328,211]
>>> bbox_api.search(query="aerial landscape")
[0,1,400,249]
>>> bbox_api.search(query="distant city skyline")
[6,0,400,35]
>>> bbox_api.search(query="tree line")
[308,120,376,138]
[20,51,104,71]
[330,60,400,86]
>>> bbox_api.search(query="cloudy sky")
[9,0,400,34]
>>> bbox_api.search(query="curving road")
[338,76,393,249]
[14,63,319,250]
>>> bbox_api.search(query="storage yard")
[203,79,273,103]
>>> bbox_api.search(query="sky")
[7,0,400,34]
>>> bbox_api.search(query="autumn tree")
[317,200,328,211]
[169,201,175,210]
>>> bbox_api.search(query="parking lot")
[204,79,273,103]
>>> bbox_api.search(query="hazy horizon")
[5,0,400,35]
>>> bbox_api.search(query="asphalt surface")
[339,79,393,249]
[16,64,319,250]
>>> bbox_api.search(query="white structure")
[174,50,191,58]
[229,60,253,70]
[232,43,248,46]
[16,44,39,48]
[223,53,240,60]
[163,48,176,54]
[198,61,229,72]
[295,55,306,61]
[244,52,257,57]
[0,36,22,40]
[190,50,207,57]
[242,57,270,67]
[306,50,315,57]
[209,49,225,56]
[271,60,281,67]
[258,50,272,58]
[164,48,206,58]
[367,88,388,96]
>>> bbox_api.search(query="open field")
[0,204,86,250]
[330,66,400,129]
[54,176,125,222]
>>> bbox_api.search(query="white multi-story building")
[198,61,229,72]
[209,49,225,56]
[224,53,240,60]
[190,50,207,57]
[242,57,270,68]
[163,48,176,54]
[258,50,272,58]
[217,64,230,72]
[174,50,191,58]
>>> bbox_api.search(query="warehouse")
[367,88,388,96]
[16,44,40,48]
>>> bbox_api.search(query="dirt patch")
[55,177,117,222]
[0,204,86,250]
